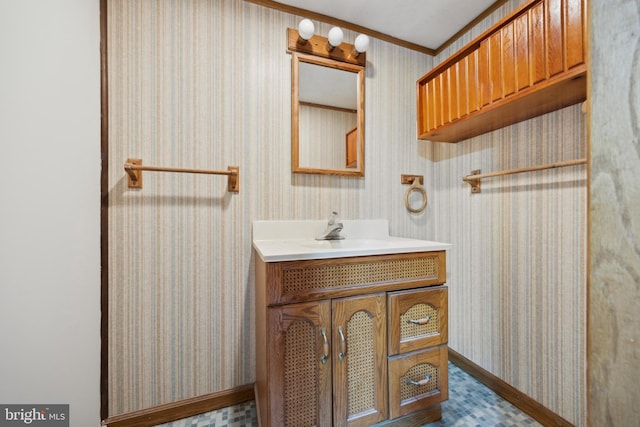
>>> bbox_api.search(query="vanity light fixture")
[298,18,315,42]
[289,21,367,66]
[353,34,370,56]
[327,26,344,51]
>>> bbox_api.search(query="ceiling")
[299,62,358,110]
[264,0,502,53]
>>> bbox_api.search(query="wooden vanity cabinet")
[255,251,448,427]
[417,0,587,142]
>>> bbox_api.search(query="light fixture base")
[287,28,366,66]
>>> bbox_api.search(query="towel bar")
[124,158,239,192]
[463,158,586,193]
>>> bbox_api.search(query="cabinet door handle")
[406,316,431,325]
[407,374,431,386]
[338,326,346,361]
[320,328,329,364]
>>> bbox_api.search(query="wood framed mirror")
[289,32,365,176]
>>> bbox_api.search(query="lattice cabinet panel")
[265,251,446,305]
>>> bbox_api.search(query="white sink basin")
[252,220,451,262]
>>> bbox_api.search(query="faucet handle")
[316,211,344,240]
[328,211,340,225]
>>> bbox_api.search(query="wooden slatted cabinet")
[417,0,587,142]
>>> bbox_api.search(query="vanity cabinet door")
[332,293,388,427]
[268,301,332,427]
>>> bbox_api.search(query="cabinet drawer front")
[267,251,446,305]
[388,346,448,420]
[388,287,448,355]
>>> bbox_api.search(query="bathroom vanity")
[253,220,451,426]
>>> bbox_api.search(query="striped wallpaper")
[107,0,586,425]
[432,2,587,425]
[298,105,357,169]
[432,105,587,426]
[107,0,433,416]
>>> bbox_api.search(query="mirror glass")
[292,53,364,176]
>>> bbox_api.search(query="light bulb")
[298,19,314,41]
[354,34,370,53]
[327,27,344,48]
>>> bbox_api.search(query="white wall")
[0,1,101,426]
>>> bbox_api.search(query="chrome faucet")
[316,211,344,240]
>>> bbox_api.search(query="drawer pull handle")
[407,374,431,386]
[320,328,329,364]
[338,326,346,361]
[407,316,431,325]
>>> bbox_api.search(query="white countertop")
[252,219,451,262]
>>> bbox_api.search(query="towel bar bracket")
[467,170,482,193]
[401,174,424,185]
[125,158,143,188]
[227,166,239,192]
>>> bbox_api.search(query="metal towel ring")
[405,179,427,213]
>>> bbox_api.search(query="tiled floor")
[156,362,541,427]
[423,363,541,427]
